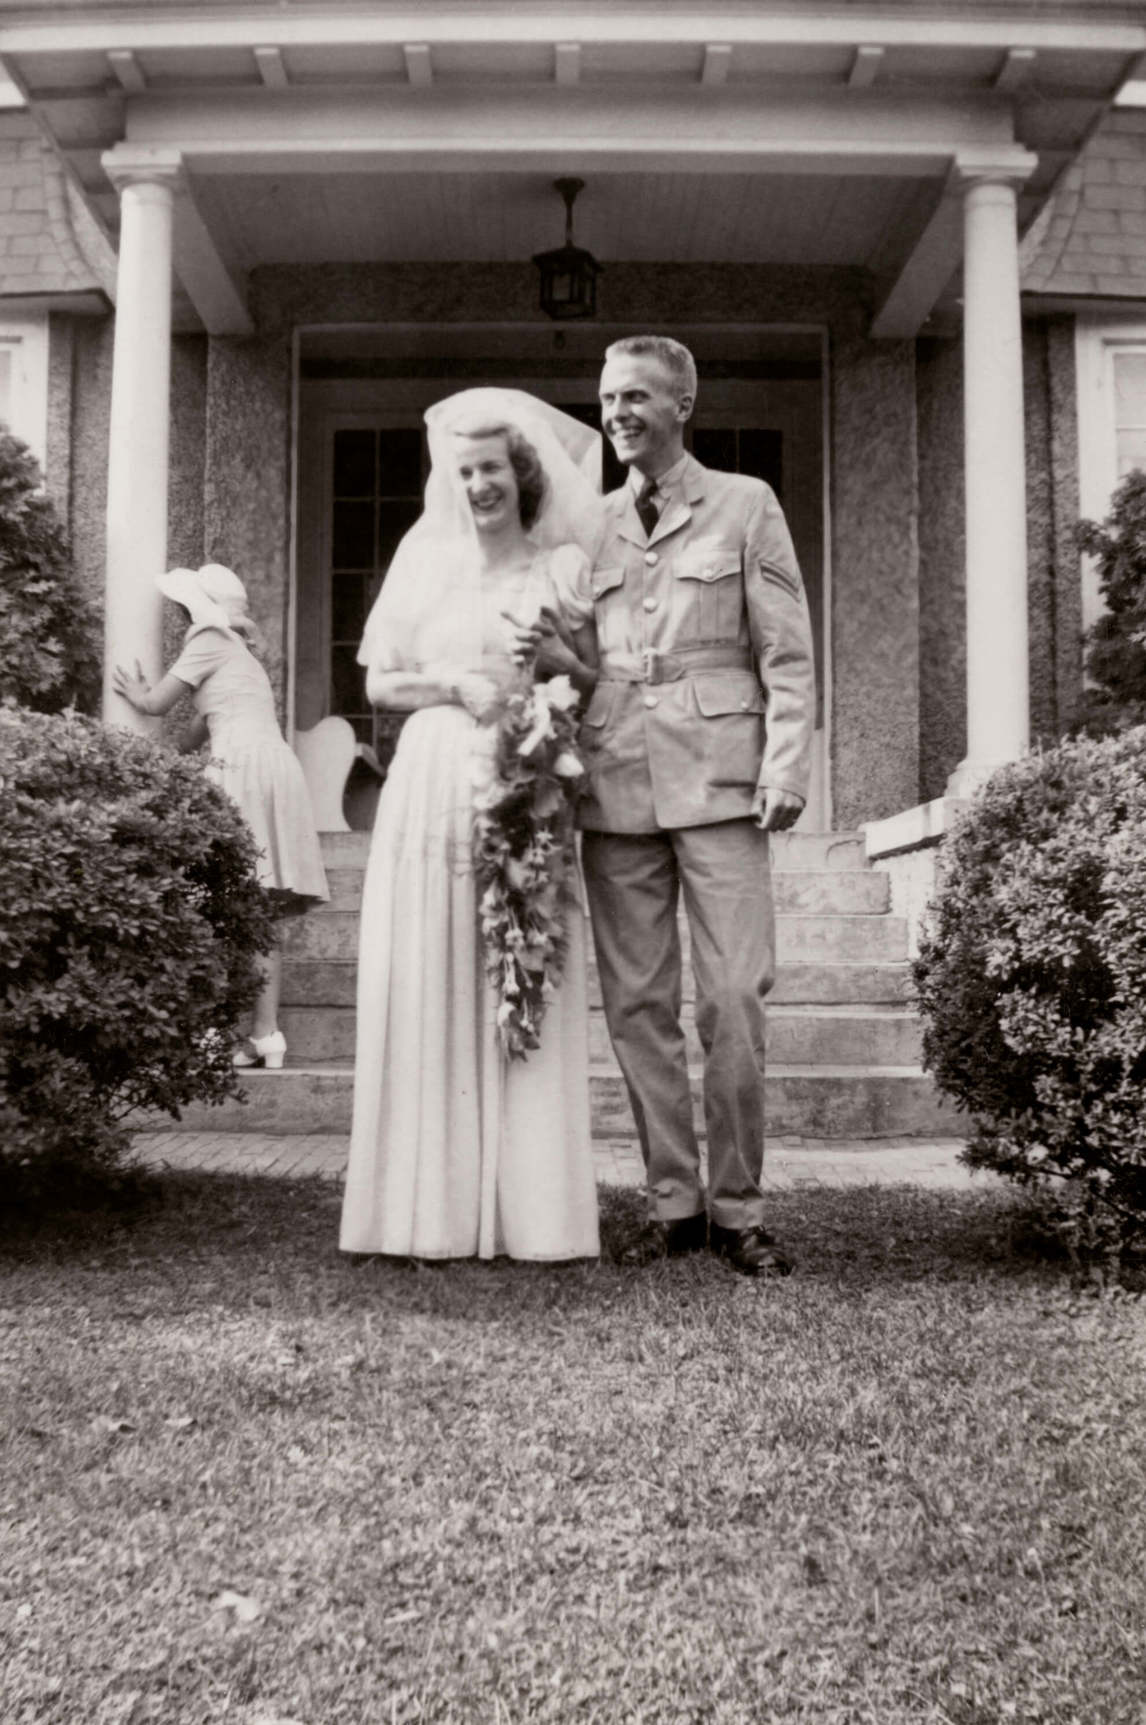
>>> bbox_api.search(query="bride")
[339,390,603,1261]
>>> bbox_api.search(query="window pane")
[692,428,737,472]
[333,429,376,497]
[1116,426,1146,477]
[331,573,366,642]
[378,427,424,496]
[0,348,11,431]
[331,645,365,716]
[738,429,784,498]
[1114,352,1146,426]
[331,501,375,569]
[377,500,422,570]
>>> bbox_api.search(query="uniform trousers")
[581,818,775,1229]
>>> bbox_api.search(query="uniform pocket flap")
[677,547,742,584]
[582,682,618,728]
[693,673,766,718]
[591,565,624,599]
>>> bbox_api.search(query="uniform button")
[644,551,658,567]
[740,699,750,709]
[643,694,658,710]
[642,597,657,612]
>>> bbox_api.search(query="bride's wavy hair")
[456,420,548,531]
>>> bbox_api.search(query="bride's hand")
[452,672,503,724]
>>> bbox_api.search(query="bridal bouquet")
[472,674,586,1060]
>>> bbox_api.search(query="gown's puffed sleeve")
[169,625,233,689]
[547,542,595,631]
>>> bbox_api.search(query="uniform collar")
[615,452,706,549]
[627,450,690,500]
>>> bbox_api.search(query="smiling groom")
[577,335,816,1276]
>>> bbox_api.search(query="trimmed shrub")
[0,708,276,1193]
[0,430,100,713]
[914,727,1146,1240]
[1078,468,1146,736]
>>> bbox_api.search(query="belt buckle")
[642,648,663,686]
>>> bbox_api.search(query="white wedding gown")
[339,552,600,1260]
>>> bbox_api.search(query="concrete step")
[162,1063,961,1139]
[320,829,870,872]
[319,866,891,917]
[283,909,910,966]
[280,1002,925,1068]
[282,958,915,1009]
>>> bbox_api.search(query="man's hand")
[503,605,576,679]
[753,787,805,833]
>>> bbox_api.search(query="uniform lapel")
[612,483,646,551]
[649,454,705,547]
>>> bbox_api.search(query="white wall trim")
[0,310,49,469]
[1074,311,1146,635]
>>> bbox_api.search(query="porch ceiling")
[194,169,936,274]
[2,3,1143,337]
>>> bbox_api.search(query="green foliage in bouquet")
[914,727,1146,1244]
[0,707,276,1195]
[0,431,100,713]
[472,675,585,1059]
[1078,467,1146,737]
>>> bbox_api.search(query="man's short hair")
[604,335,698,409]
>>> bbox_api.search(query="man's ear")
[676,393,695,425]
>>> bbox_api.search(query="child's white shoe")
[233,1030,287,1070]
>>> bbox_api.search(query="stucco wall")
[915,336,965,802]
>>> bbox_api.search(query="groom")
[580,335,816,1276]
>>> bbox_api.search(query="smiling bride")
[338,389,604,1263]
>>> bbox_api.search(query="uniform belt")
[598,646,754,687]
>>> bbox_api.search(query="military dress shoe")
[709,1222,793,1278]
[620,1211,707,1264]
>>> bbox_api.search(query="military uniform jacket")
[566,455,816,833]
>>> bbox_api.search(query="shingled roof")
[0,110,112,303]
[1022,107,1146,299]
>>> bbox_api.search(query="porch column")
[99,151,183,730]
[947,160,1032,796]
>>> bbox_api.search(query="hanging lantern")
[532,178,601,321]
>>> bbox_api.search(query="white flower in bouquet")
[543,675,580,713]
[553,751,584,779]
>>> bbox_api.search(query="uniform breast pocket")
[673,545,744,641]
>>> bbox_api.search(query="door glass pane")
[330,573,367,642]
[1117,426,1146,477]
[378,427,424,496]
[1114,351,1146,423]
[331,501,375,569]
[377,500,422,570]
[332,428,376,496]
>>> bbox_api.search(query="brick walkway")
[130,1130,984,1190]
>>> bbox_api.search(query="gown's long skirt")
[339,704,600,1260]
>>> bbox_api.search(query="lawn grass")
[2,1173,1145,1725]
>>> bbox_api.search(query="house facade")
[3,2,1144,839]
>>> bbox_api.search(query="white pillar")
[100,154,182,730]
[947,167,1030,796]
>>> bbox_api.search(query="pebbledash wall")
[11,106,1146,833]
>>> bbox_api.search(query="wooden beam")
[4,11,1143,55]
[403,43,433,87]
[848,45,884,89]
[254,46,289,89]
[555,42,581,86]
[994,48,1036,92]
[106,50,146,93]
[701,44,732,86]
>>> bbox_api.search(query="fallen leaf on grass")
[213,1589,262,1623]
[165,1414,196,1431]
[92,1415,136,1436]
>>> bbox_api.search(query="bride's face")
[453,433,521,535]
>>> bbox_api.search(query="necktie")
[636,475,660,539]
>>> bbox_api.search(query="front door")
[295,358,827,827]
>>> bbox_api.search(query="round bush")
[0,708,276,1190]
[0,431,100,713]
[914,727,1146,1229]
